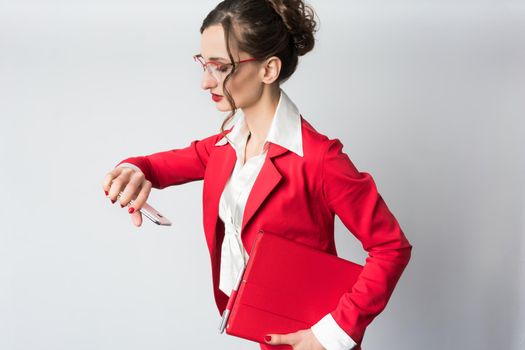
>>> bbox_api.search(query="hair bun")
[265,0,319,56]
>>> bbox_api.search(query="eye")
[217,64,230,73]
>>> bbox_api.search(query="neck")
[241,85,281,143]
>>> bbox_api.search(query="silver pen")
[218,262,247,334]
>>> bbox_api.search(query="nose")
[201,69,218,90]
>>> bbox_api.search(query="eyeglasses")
[193,53,260,81]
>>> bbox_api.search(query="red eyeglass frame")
[193,53,261,76]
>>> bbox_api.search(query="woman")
[102,1,412,349]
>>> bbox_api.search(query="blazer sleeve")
[114,131,225,189]
[320,138,412,345]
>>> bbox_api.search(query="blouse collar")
[214,89,303,157]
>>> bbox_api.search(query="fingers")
[102,166,151,228]
[131,210,143,227]
[127,179,152,212]
[102,167,123,199]
[105,167,134,202]
[264,332,298,346]
[118,170,147,207]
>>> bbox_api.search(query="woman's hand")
[102,166,152,227]
[264,328,326,350]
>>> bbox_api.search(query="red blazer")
[117,116,412,345]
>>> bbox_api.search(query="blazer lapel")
[241,143,288,232]
[204,142,289,252]
[203,144,236,254]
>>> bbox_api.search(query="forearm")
[114,133,223,189]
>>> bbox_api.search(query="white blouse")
[217,131,268,296]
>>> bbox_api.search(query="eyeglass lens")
[195,56,234,81]
[207,64,231,81]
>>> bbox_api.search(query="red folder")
[224,229,364,346]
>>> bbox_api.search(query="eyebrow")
[199,54,228,62]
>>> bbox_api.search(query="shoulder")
[196,126,234,148]
[299,115,344,159]
[299,115,361,178]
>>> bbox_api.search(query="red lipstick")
[212,93,223,102]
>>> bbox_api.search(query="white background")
[1,0,524,349]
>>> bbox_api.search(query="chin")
[216,103,234,113]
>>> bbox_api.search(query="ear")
[260,56,282,84]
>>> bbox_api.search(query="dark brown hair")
[200,0,319,133]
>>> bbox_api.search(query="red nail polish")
[104,190,108,196]
[111,199,116,204]
[128,207,135,214]
[120,203,124,208]
[264,335,271,342]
